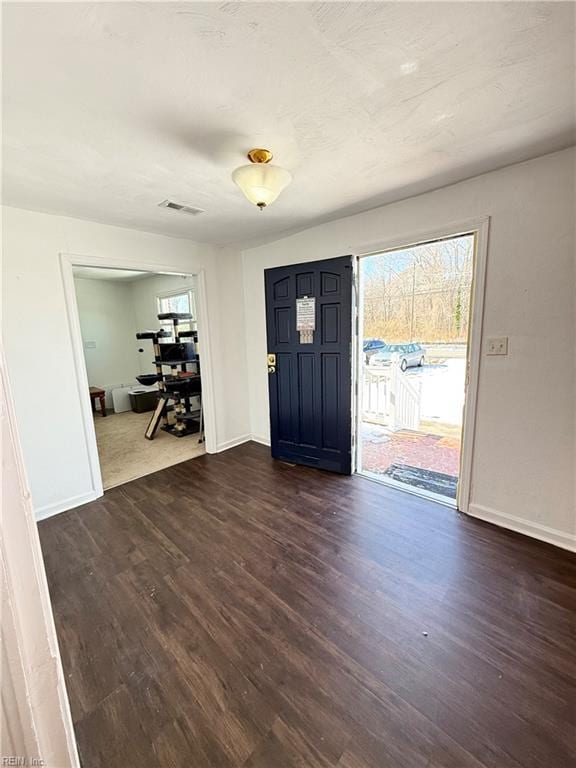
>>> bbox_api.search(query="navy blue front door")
[264,256,353,474]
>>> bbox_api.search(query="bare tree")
[362,236,473,343]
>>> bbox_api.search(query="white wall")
[242,148,576,551]
[74,277,140,391]
[1,207,250,518]
[208,246,252,445]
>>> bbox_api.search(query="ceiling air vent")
[158,200,205,216]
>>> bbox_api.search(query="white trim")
[353,217,489,513]
[354,254,365,475]
[251,433,271,446]
[59,254,219,514]
[353,216,491,261]
[60,254,104,500]
[156,285,197,329]
[194,269,218,455]
[468,504,576,553]
[35,491,100,522]
[216,434,251,452]
[458,219,489,513]
[156,285,196,301]
[351,255,360,473]
[1,346,80,766]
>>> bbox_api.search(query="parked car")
[369,343,425,371]
[363,338,387,364]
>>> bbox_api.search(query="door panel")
[274,307,291,344]
[265,255,353,474]
[321,353,340,450]
[297,353,316,447]
[321,304,340,344]
[273,276,290,300]
[321,270,341,295]
[275,353,294,443]
[296,272,314,296]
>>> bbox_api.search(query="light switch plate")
[84,340,97,349]
[487,337,508,355]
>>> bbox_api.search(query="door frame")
[353,217,490,513]
[1,346,80,766]
[60,252,218,502]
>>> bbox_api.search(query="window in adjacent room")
[156,290,196,338]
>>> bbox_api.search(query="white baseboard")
[250,433,271,447]
[216,433,270,451]
[468,503,576,553]
[35,490,101,522]
[216,434,251,453]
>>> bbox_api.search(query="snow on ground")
[406,357,466,426]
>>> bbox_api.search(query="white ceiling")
[3,2,575,246]
[72,266,156,281]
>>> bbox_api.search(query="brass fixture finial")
[247,148,273,164]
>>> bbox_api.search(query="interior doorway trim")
[59,252,218,504]
[353,216,490,513]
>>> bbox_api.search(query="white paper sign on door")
[296,297,316,331]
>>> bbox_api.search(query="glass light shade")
[232,163,292,208]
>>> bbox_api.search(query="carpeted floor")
[93,410,205,489]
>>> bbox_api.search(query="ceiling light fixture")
[232,148,292,210]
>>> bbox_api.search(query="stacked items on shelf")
[135,312,203,442]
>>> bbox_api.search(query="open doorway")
[71,266,206,489]
[356,231,480,506]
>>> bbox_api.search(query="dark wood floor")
[39,442,576,768]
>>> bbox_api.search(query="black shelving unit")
[135,312,203,442]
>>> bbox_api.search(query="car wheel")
[400,359,407,372]
[419,357,425,367]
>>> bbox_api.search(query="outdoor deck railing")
[362,367,391,426]
[362,357,421,431]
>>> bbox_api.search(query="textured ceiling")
[3,2,575,246]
